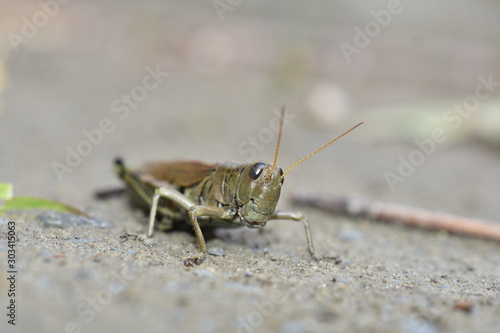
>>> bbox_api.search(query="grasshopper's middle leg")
[147,186,232,254]
[271,210,320,260]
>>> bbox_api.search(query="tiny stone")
[125,249,137,256]
[142,238,156,246]
[37,211,108,228]
[340,259,351,267]
[207,247,225,256]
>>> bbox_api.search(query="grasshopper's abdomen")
[114,158,185,221]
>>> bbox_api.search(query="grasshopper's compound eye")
[248,162,266,180]
[279,167,284,185]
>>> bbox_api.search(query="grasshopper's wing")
[143,161,217,187]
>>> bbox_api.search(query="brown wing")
[142,161,217,187]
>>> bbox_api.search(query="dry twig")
[292,191,500,243]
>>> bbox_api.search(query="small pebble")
[125,249,137,256]
[340,259,352,267]
[142,237,156,246]
[454,299,475,313]
[37,211,108,228]
[70,237,93,243]
[207,247,225,256]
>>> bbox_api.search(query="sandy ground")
[1,1,499,332]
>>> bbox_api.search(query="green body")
[115,159,283,229]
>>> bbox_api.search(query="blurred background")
[1,0,500,225]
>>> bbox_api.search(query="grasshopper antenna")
[270,104,285,175]
[281,122,364,179]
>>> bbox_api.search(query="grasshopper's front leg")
[147,186,232,255]
[271,210,321,260]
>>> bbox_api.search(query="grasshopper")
[115,106,362,261]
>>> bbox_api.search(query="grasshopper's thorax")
[234,161,284,228]
[182,161,284,229]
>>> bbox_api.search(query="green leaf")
[1,196,88,216]
[0,183,13,200]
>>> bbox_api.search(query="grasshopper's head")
[235,105,363,229]
[236,161,284,228]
